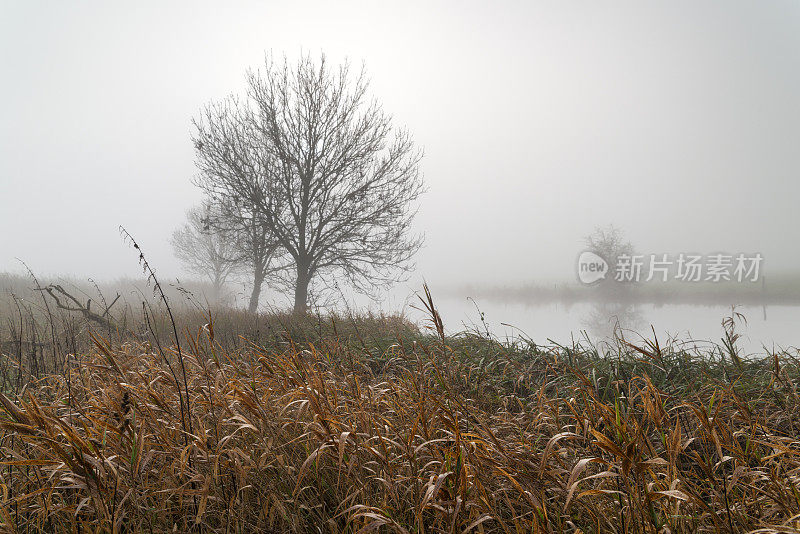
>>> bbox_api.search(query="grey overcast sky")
[2,1,799,292]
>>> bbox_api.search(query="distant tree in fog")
[193,53,424,313]
[171,203,241,303]
[585,225,634,264]
[585,225,635,288]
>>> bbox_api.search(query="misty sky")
[2,1,799,299]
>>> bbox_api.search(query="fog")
[2,1,800,311]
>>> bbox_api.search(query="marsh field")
[4,3,800,533]
[0,276,799,534]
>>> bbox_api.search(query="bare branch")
[36,284,117,329]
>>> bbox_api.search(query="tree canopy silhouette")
[193,54,424,312]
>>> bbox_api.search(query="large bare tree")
[193,54,424,312]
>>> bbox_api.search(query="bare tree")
[193,53,424,312]
[213,195,278,312]
[171,203,241,304]
[585,225,634,266]
[585,225,635,291]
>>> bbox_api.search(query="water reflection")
[581,301,645,340]
[433,295,800,355]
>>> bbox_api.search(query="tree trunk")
[212,272,222,304]
[248,272,264,313]
[293,264,310,314]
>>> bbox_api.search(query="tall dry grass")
[0,290,798,532]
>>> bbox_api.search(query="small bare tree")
[194,53,424,312]
[585,225,636,292]
[171,203,241,304]
[585,225,633,263]
[212,195,279,312]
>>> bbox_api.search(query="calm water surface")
[428,298,800,356]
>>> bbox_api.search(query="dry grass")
[0,304,798,532]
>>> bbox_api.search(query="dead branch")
[36,284,118,329]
